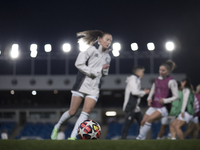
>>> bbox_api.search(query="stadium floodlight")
[44,44,52,52]
[112,49,120,57]
[10,90,15,95]
[30,44,38,58]
[147,42,155,51]
[165,41,175,51]
[131,43,138,51]
[105,111,117,116]
[32,90,37,95]
[112,42,121,51]
[30,51,38,58]
[62,43,71,52]
[10,44,19,59]
[30,44,37,51]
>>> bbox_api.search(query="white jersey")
[147,76,178,104]
[123,74,146,112]
[72,42,111,97]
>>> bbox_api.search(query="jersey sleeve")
[163,79,179,104]
[128,77,146,97]
[181,88,190,112]
[75,47,100,78]
[102,55,111,76]
[147,83,155,101]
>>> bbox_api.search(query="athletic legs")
[70,97,97,138]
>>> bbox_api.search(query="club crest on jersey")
[94,53,99,57]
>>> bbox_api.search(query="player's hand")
[102,64,110,69]
[158,98,164,104]
[181,112,184,118]
[148,99,152,107]
[144,89,150,94]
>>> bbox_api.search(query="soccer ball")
[77,119,101,140]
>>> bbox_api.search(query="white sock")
[137,122,151,140]
[70,111,89,138]
[171,137,176,140]
[55,111,71,130]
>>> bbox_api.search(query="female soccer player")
[170,78,195,139]
[183,84,200,139]
[157,81,182,139]
[136,60,179,140]
[51,30,112,140]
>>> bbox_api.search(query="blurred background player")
[51,30,112,140]
[157,81,182,139]
[1,129,8,140]
[121,66,149,139]
[184,84,200,139]
[136,60,178,140]
[170,78,194,139]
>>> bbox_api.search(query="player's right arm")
[147,83,155,106]
[75,47,100,78]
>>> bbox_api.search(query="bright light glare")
[131,43,138,51]
[0,50,1,55]
[147,42,155,51]
[30,51,38,58]
[112,50,120,57]
[11,44,19,58]
[30,44,37,51]
[30,44,38,58]
[105,111,117,116]
[112,43,121,51]
[62,43,71,52]
[78,39,90,52]
[10,90,15,95]
[166,42,175,51]
[32,90,37,95]
[44,44,52,52]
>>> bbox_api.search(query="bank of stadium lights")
[112,42,121,57]
[131,43,138,51]
[10,44,19,59]
[62,43,71,52]
[147,42,155,51]
[44,44,52,52]
[165,41,175,51]
[30,44,38,58]
[105,111,117,116]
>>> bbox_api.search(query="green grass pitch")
[0,140,200,150]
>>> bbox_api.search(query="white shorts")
[161,116,175,125]
[177,112,193,124]
[71,90,98,102]
[146,107,168,117]
[191,116,199,124]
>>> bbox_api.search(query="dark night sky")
[0,0,200,87]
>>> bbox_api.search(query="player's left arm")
[163,79,179,104]
[102,55,111,76]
